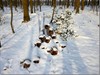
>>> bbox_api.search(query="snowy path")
[0,8,99,74]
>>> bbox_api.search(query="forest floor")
[0,6,99,74]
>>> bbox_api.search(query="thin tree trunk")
[38,0,41,12]
[81,0,85,10]
[34,0,36,13]
[0,0,4,11]
[88,0,91,6]
[72,0,74,6]
[67,0,70,8]
[74,0,76,10]
[30,0,33,13]
[50,0,56,23]
[75,0,80,13]
[22,0,30,22]
[96,0,98,15]
[0,41,1,48]
[59,0,61,5]
[10,0,15,33]
[20,0,22,8]
[14,0,18,11]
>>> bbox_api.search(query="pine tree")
[22,0,30,22]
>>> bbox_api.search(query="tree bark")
[59,0,61,5]
[75,0,80,13]
[14,0,18,11]
[71,0,74,6]
[0,41,1,48]
[10,0,15,33]
[0,0,4,11]
[81,0,84,10]
[50,0,56,23]
[22,0,30,22]
[67,0,70,8]
[74,0,76,10]
[33,0,36,13]
[30,0,33,13]
[38,0,41,12]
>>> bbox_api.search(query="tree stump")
[52,34,56,39]
[33,60,39,64]
[20,59,31,69]
[35,40,41,48]
[44,24,50,29]
[45,36,51,43]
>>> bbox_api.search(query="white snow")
[0,6,99,75]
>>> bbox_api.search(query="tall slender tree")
[30,0,33,13]
[75,0,80,13]
[0,0,4,11]
[74,0,77,10]
[0,41,1,48]
[81,0,85,10]
[10,0,15,33]
[38,0,41,12]
[50,0,56,23]
[59,0,61,5]
[14,0,18,11]
[67,0,70,8]
[22,0,30,22]
[33,0,36,13]
[71,0,74,6]
[88,0,91,6]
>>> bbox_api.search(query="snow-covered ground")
[0,6,99,74]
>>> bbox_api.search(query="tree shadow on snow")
[43,54,53,74]
[62,40,89,74]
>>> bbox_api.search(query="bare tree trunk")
[91,0,96,12]
[67,0,70,8]
[4,0,8,7]
[22,0,30,22]
[10,0,15,33]
[88,0,91,6]
[50,0,56,23]
[71,0,74,6]
[38,0,41,12]
[39,0,41,12]
[20,0,22,8]
[96,0,99,15]
[14,0,18,11]
[34,0,36,13]
[74,0,76,10]
[0,0,4,11]
[30,0,33,13]
[75,0,80,13]
[47,0,49,5]
[59,0,61,5]
[81,0,85,10]
[0,41,1,48]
